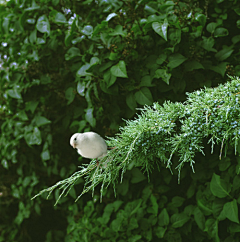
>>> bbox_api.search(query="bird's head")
[70,133,80,149]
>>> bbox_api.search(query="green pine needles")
[32,76,240,204]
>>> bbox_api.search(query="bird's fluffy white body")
[70,132,107,159]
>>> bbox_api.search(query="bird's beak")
[72,143,76,149]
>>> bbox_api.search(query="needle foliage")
[32,76,240,204]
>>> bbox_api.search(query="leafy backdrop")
[1,0,240,241]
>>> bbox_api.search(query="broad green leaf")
[82,25,93,35]
[25,101,38,113]
[24,127,42,145]
[171,196,185,207]
[195,13,206,26]
[110,60,128,78]
[134,87,153,105]
[147,194,158,215]
[215,46,233,61]
[194,207,205,230]
[214,27,229,37]
[65,87,75,105]
[167,53,187,68]
[106,13,117,21]
[139,75,153,87]
[218,157,231,171]
[219,200,239,224]
[158,208,169,226]
[144,4,158,14]
[210,173,230,198]
[126,92,137,110]
[155,227,167,238]
[201,37,217,52]
[204,219,219,241]
[104,70,117,88]
[77,81,85,96]
[22,177,31,187]
[156,53,167,64]
[232,35,240,44]
[54,12,67,24]
[90,57,100,66]
[24,0,40,11]
[129,199,143,216]
[36,38,45,45]
[29,29,37,43]
[152,19,168,41]
[171,213,190,228]
[208,62,227,77]
[109,52,119,60]
[154,69,171,85]
[35,116,51,127]
[36,15,50,35]
[197,199,213,215]
[131,168,146,183]
[109,25,127,37]
[184,60,204,71]
[65,47,81,60]
[206,22,218,33]
[7,88,22,99]
[85,108,96,127]
[41,150,50,161]
[77,63,91,77]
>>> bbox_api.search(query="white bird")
[70,132,108,159]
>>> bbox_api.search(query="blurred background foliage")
[1,0,240,241]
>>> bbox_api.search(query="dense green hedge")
[1,0,240,241]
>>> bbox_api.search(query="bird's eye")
[74,138,77,141]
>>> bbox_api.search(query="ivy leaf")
[110,60,128,78]
[219,200,239,224]
[134,87,153,105]
[152,19,168,41]
[210,173,231,198]
[36,15,50,35]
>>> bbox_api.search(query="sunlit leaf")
[152,19,168,41]
[36,15,50,35]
